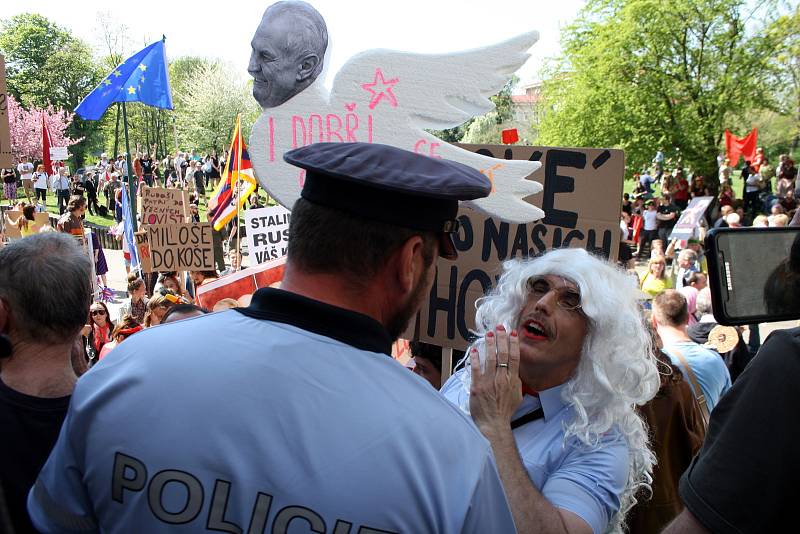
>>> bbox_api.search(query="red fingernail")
[497,324,505,331]
[486,331,494,338]
[511,330,518,337]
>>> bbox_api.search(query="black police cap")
[283,142,491,260]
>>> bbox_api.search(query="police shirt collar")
[237,288,393,356]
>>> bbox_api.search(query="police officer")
[28,143,516,533]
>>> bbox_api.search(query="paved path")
[100,250,129,320]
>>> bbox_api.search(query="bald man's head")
[248,1,328,108]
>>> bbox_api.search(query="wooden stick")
[441,347,454,385]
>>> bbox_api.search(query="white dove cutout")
[249,17,544,223]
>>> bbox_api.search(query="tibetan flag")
[75,40,173,121]
[208,115,257,232]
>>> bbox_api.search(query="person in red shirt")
[673,174,690,209]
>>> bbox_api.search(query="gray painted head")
[249,1,328,108]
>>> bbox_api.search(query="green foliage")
[1,13,104,167]
[490,75,518,125]
[0,13,71,104]
[429,76,518,144]
[173,60,260,154]
[461,112,504,143]
[537,0,782,184]
[764,6,800,154]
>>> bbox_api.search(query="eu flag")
[120,183,140,271]
[75,40,173,121]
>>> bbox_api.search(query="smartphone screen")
[706,227,800,325]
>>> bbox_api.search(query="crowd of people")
[1,141,798,534]
[2,147,229,219]
[620,149,798,296]
[627,151,797,256]
[2,144,248,305]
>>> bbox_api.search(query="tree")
[430,75,519,144]
[0,14,71,105]
[1,13,104,167]
[174,60,259,154]
[765,6,800,155]
[536,0,782,184]
[7,94,79,163]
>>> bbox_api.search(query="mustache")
[519,314,553,338]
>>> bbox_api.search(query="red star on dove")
[361,68,399,110]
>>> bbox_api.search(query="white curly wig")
[455,247,660,532]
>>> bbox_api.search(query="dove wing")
[330,32,539,130]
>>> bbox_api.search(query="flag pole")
[122,101,137,232]
[235,114,242,271]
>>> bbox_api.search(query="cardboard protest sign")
[33,212,50,232]
[3,211,21,239]
[245,205,291,265]
[140,187,188,225]
[249,2,543,224]
[0,55,11,169]
[134,231,153,273]
[413,144,624,350]
[49,147,69,161]
[669,196,713,241]
[196,256,286,311]
[3,211,50,239]
[145,223,214,272]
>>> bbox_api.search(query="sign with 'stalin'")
[245,205,291,265]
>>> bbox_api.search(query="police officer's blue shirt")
[441,372,628,534]
[28,289,516,533]
[662,341,732,411]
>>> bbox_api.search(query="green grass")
[5,186,276,228]
[4,188,113,225]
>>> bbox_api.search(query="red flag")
[724,128,757,167]
[502,128,519,144]
[631,214,643,244]
[42,114,53,175]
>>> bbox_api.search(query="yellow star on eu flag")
[103,79,112,86]
[113,70,122,77]
[139,64,147,72]
[128,86,136,95]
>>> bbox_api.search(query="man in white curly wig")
[441,247,660,534]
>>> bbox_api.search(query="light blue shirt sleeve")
[443,371,627,534]
[461,451,518,533]
[541,435,628,534]
[27,409,99,533]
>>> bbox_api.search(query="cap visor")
[439,233,457,260]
